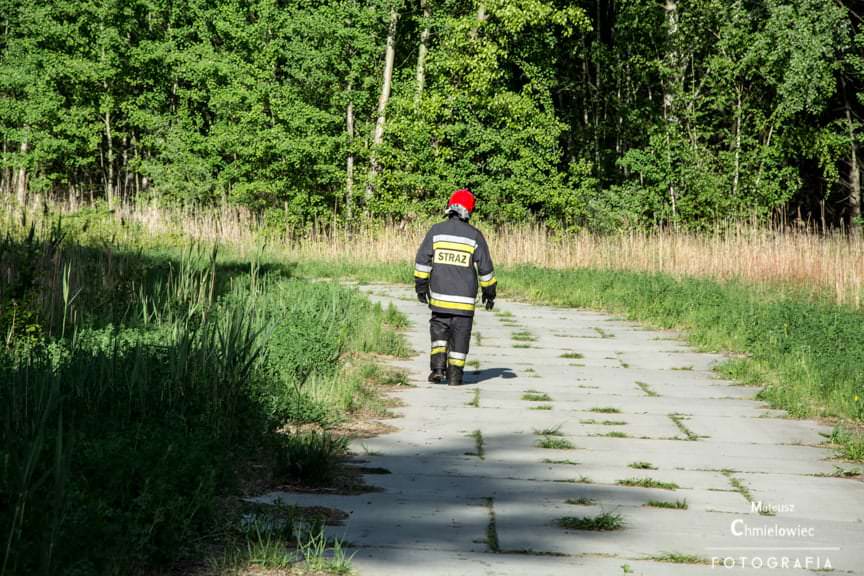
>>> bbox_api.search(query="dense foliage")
[0,0,861,228]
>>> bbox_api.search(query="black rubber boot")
[447,365,464,386]
[428,369,446,383]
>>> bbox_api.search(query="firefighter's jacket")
[414,216,496,316]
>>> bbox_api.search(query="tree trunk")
[104,108,115,208]
[471,3,487,40]
[842,76,860,233]
[15,139,28,206]
[366,7,399,202]
[346,83,356,219]
[1,139,8,195]
[733,84,742,198]
[663,0,680,221]
[415,0,431,106]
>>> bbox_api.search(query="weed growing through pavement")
[581,419,627,426]
[617,478,680,490]
[590,406,621,414]
[558,511,624,531]
[560,352,584,359]
[644,552,708,564]
[466,430,485,460]
[565,497,596,506]
[645,499,688,510]
[592,327,614,339]
[484,498,500,553]
[721,469,754,502]
[668,413,700,441]
[523,391,552,402]
[629,461,657,470]
[467,389,480,408]
[533,424,564,436]
[636,381,660,397]
[594,431,629,438]
[512,330,536,342]
[536,436,575,449]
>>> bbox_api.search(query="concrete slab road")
[252,284,864,576]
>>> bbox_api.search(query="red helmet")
[447,188,475,214]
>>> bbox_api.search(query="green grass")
[645,499,688,510]
[629,461,657,470]
[467,388,480,407]
[592,327,614,338]
[594,431,629,438]
[522,391,553,402]
[636,381,660,397]
[275,432,350,486]
[580,419,627,425]
[589,406,621,414]
[617,477,680,490]
[0,214,407,575]
[829,426,864,461]
[721,469,753,502]
[668,413,701,441]
[484,498,500,553]
[467,430,485,460]
[565,497,596,506]
[645,552,708,564]
[543,458,580,465]
[493,265,864,460]
[536,436,575,449]
[530,404,553,410]
[560,351,584,359]
[511,330,536,342]
[533,424,564,436]
[558,511,624,531]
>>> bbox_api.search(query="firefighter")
[413,189,496,386]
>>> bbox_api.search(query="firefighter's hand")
[417,291,428,304]
[482,294,495,311]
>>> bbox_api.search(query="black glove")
[417,291,428,304]
[482,284,496,310]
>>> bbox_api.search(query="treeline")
[0,0,861,229]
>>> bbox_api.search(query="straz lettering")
[435,249,471,267]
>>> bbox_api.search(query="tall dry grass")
[120,204,864,309]
[8,199,863,309]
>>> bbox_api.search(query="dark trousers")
[430,313,473,371]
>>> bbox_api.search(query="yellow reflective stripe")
[432,241,476,254]
[448,358,466,367]
[414,270,430,279]
[479,277,497,288]
[431,346,447,355]
[430,298,475,311]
